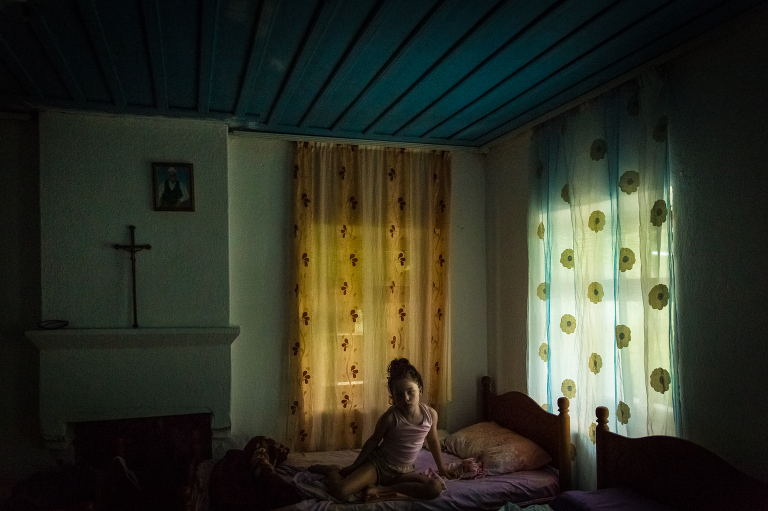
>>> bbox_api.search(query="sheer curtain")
[288,142,451,452]
[528,73,677,489]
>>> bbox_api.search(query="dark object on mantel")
[37,320,69,330]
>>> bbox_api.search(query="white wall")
[484,131,531,395]
[446,150,489,432]
[39,111,230,328]
[228,136,294,443]
[665,12,768,481]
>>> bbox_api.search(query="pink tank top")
[378,403,433,466]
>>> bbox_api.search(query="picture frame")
[152,162,195,212]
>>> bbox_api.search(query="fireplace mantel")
[26,326,239,451]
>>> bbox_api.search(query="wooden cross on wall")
[113,225,151,328]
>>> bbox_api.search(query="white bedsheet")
[274,448,559,511]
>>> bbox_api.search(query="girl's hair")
[387,358,424,402]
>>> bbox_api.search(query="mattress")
[273,448,560,511]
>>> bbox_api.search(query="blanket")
[274,449,560,511]
[208,437,302,511]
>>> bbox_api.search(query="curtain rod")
[228,128,486,153]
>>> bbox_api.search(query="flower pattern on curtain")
[528,75,676,489]
[289,142,451,452]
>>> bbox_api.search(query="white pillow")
[443,421,552,475]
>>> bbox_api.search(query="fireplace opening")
[73,413,212,510]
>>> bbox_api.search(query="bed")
[192,376,573,511]
[542,405,768,511]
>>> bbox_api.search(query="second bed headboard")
[481,376,572,491]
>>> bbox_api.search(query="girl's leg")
[308,464,344,486]
[365,472,444,500]
[325,462,378,502]
[307,464,340,475]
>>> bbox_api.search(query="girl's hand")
[438,466,458,480]
[339,465,355,477]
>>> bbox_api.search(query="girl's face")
[391,377,421,412]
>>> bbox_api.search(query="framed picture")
[152,162,195,211]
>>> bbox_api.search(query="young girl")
[310,358,454,501]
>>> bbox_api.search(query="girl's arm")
[425,407,455,479]
[339,408,395,477]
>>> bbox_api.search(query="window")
[287,142,451,452]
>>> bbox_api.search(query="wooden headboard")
[595,406,768,510]
[481,376,572,491]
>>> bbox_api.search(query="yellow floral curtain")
[528,74,676,489]
[289,142,451,452]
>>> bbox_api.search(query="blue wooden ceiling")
[0,0,763,147]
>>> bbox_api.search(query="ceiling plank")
[439,0,671,141]
[361,0,510,135]
[234,0,283,118]
[447,1,688,139]
[75,0,126,109]
[264,0,342,125]
[460,0,726,142]
[482,0,768,148]
[297,0,388,128]
[394,0,578,139]
[0,32,43,99]
[198,0,220,115]
[141,0,168,112]
[420,0,632,136]
[0,0,761,147]
[26,6,85,106]
[329,0,448,131]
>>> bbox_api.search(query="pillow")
[443,421,552,475]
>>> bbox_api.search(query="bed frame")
[481,376,572,492]
[595,405,768,510]
[182,376,572,510]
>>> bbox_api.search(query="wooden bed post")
[481,376,491,421]
[557,397,572,492]
[595,405,609,489]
